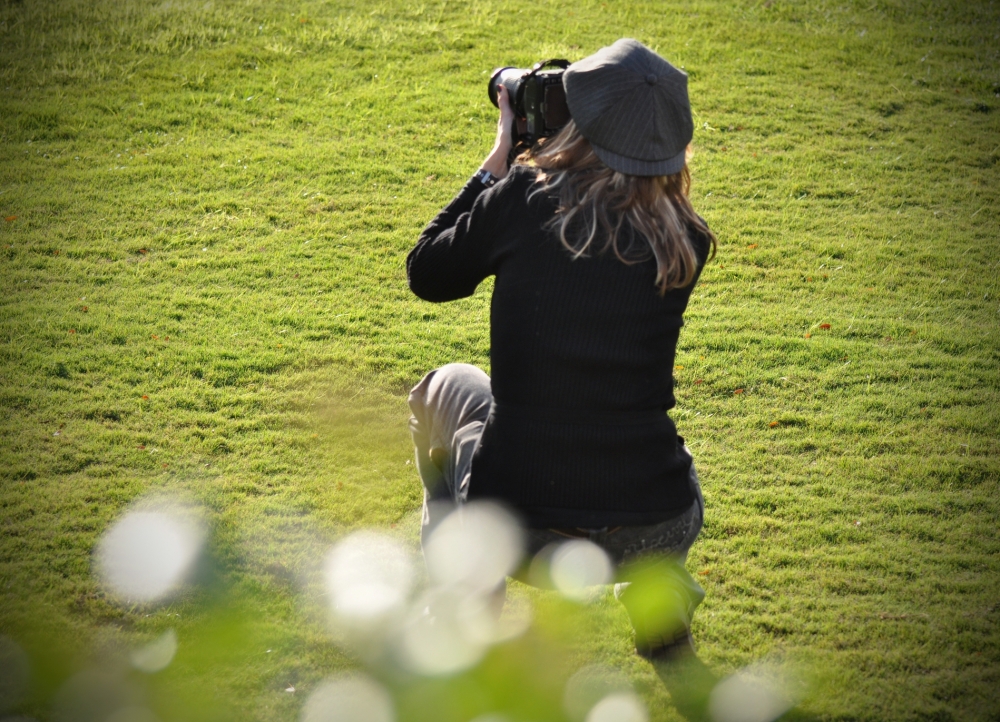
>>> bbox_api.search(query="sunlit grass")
[1,0,999,720]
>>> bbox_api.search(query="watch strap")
[474,168,499,187]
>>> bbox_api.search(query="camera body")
[488,59,571,149]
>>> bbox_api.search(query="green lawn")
[1,0,999,720]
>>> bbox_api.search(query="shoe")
[636,627,696,662]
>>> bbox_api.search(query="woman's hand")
[480,84,516,179]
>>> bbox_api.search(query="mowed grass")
[1,0,999,719]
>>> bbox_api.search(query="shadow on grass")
[653,652,820,722]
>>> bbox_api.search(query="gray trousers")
[408,364,706,627]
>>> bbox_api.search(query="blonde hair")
[521,120,716,294]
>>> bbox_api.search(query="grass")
[1,0,999,719]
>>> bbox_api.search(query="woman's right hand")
[481,84,516,179]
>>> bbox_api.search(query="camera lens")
[488,67,524,111]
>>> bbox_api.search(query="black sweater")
[407,165,711,528]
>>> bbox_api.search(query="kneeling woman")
[406,39,716,658]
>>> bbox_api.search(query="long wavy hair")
[520,120,716,294]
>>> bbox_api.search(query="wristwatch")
[474,168,500,188]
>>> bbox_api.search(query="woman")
[406,39,717,660]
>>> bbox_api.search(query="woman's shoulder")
[484,164,548,213]
[503,163,541,188]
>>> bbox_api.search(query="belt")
[492,401,669,425]
[548,526,623,544]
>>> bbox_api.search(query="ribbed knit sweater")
[407,165,712,528]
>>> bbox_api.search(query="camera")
[488,59,571,149]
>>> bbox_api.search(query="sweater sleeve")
[407,173,512,302]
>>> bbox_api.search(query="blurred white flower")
[396,588,488,676]
[423,502,523,594]
[388,503,527,676]
[324,532,415,631]
[130,629,177,673]
[550,540,613,602]
[708,663,796,722]
[586,692,648,722]
[300,674,394,722]
[94,502,205,604]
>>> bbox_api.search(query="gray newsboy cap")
[563,39,693,176]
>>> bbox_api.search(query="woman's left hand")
[481,84,515,179]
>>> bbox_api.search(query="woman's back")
[408,162,710,527]
[486,166,711,414]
